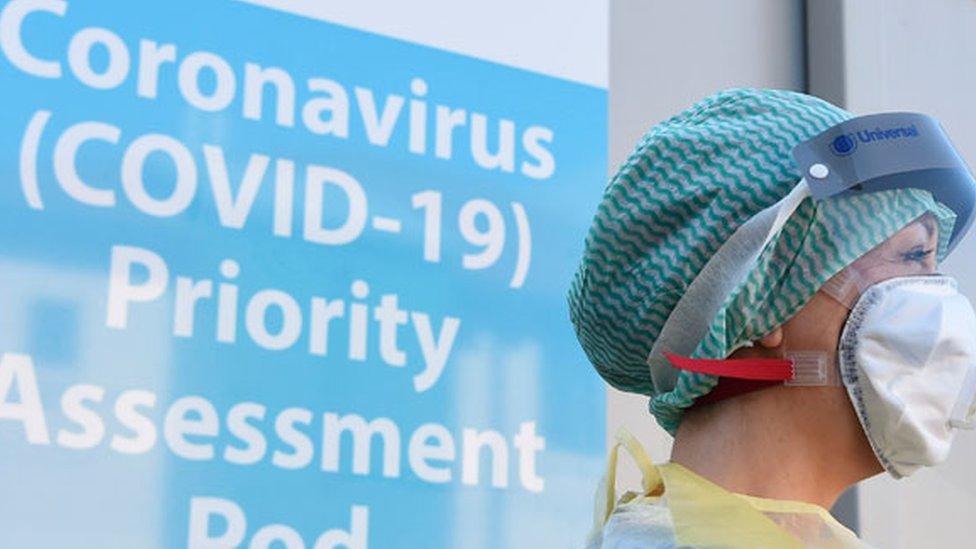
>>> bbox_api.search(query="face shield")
[793,112,975,252]
[651,111,976,378]
[820,212,944,309]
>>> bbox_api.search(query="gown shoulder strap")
[589,428,663,536]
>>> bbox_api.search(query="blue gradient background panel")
[0,0,607,547]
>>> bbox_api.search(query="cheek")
[872,264,914,282]
[782,294,851,350]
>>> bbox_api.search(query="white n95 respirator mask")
[838,275,976,479]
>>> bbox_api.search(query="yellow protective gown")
[585,430,869,548]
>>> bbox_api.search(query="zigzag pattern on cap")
[650,190,957,432]
[567,88,957,433]
[568,89,850,395]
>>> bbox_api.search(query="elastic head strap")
[646,180,813,393]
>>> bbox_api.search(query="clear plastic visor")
[821,212,943,309]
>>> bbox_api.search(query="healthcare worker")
[568,88,976,547]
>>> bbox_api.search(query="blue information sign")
[0,1,607,546]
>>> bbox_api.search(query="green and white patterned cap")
[568,89,957,434]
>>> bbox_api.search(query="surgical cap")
[568,89,956,433]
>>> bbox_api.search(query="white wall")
[608,0,807,484]
[811,1,976,546]
[610,0,805,169]
[237,0,608,87]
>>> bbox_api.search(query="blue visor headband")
[793,112,976,252]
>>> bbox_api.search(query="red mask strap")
[664,352,797,408]
[663,352,793,381]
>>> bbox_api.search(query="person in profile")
[570,89,976,547]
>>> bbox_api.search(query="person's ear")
[757,327,784,349]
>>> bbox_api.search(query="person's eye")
[901,246,934,263]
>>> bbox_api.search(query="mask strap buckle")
[783,351,842,387]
